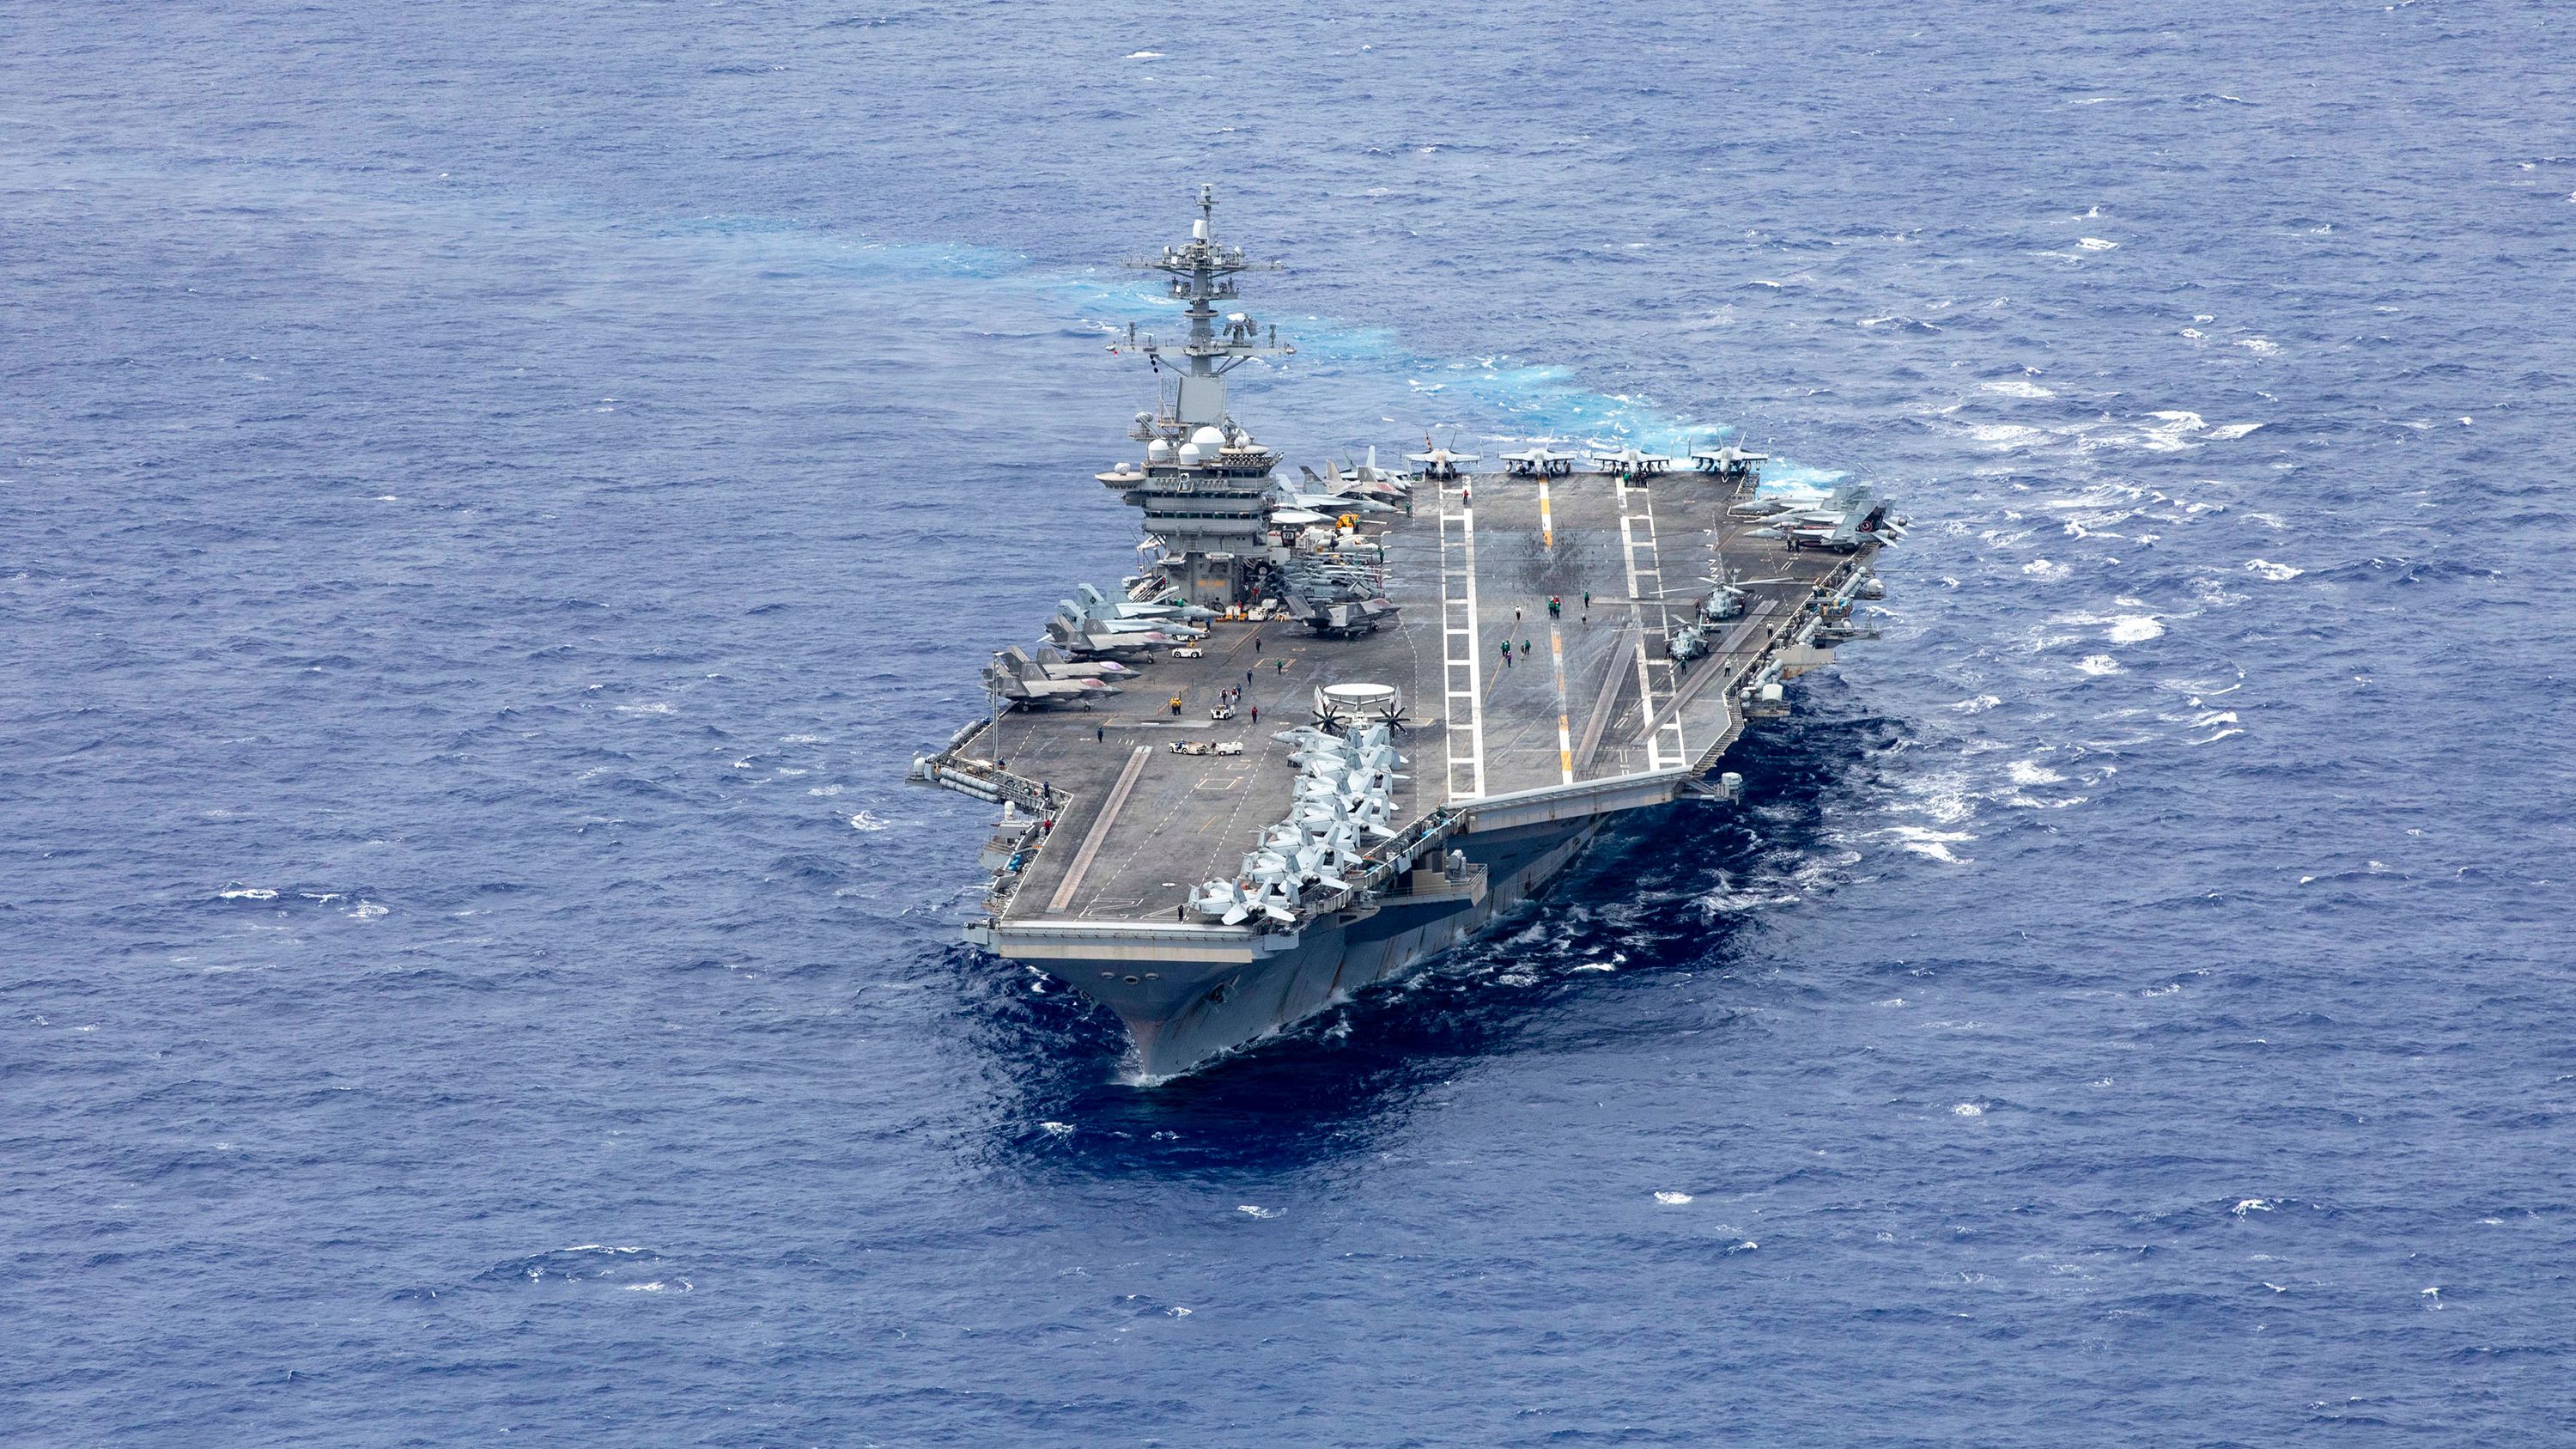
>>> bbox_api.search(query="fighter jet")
[1404,444,1481,481]
[1044,603,1184,659]
[1189,876,1297,926]
[1690,441,1770,483]
[1060,588,1207,637]
[1589,443,1675,478]
[1074,581,1216,625]
[1323,462,1412,504]
[1342,447,1414,493]
[1741,484,1911,552]
[1499,442,1578,477]
[1272,484,1399,515]
[1300,458,1413,506]
[1009,644,1133,681]
[981,648,1121,705]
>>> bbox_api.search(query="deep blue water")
[6,2,2575,1443]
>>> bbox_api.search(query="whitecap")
[1982,378,2055,399]
[848,811,890,831]
[2236,337,2281,356]
[2207,422,2265,440]
[1699,886,1800,913]
[1039,1121,1074,1137]
[1125,49,1164,58]
[614,702,676,716]
[2107,616,2165,643]
[2245,558,2304,581]
[1236,1205,1280,1219]
[2077,237,2119,252]
[346,901,387,920]
[1888,825,1976,864]
[2233,1198,2275,1215]
[779,734,829,744]
[2119,411,2208,452]
[1967,423,2051,449]
[1953,1102,1985,1117]
[1654,1190,1693,1205]
[1893,769,1980,826]
[217,885,278,901]
[1953,693,2003,713]
[2022,558,2071,581]
[1571,962,1616,972]
[2007,760,2065,786]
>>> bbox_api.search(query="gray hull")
[1069,817,1601,1078]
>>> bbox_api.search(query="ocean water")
[5,1,2574,1443]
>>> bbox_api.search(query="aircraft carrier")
[909,187,1904,1079]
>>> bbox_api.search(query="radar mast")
[1115,184,1293,436]
[1094,188,1297,610]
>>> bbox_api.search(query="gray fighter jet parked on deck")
[983,646,1125,705]
[1742,484,1911,552]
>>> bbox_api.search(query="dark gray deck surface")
[972,469,1853,925]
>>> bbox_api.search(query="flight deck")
[935,466,1867,930]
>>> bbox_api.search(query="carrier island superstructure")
[909,188,1904,1078]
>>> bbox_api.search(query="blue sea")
[6,2,2573,1443]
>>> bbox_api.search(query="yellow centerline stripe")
[1548,624,1573,783]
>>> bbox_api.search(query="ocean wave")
[1982,377,2056,398]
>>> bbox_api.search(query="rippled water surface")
[6,2,2574,1443]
